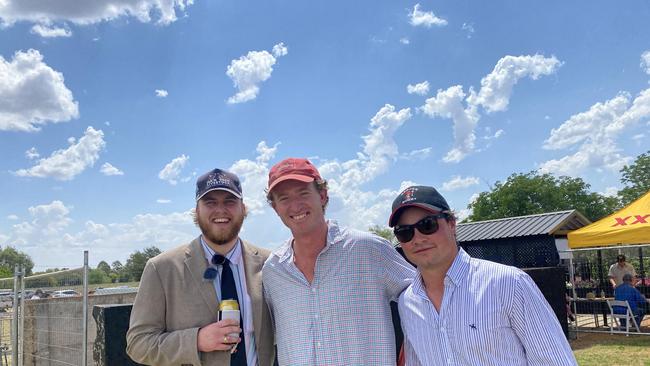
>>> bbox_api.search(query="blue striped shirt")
[399,248,576,366]
[262,220,416,366]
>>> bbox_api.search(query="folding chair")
[606,299,641,335]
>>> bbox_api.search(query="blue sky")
[1,1,649,269]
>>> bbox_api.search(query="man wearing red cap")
[262,158,416,366]
[389,185,576,366]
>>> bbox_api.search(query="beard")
[198,213,245,246]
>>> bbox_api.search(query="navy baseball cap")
[389,185,451,227]
[195,168,242,201]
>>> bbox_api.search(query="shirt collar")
[200,235,242,266]
[275,220,343,263]
[412,246,470,299]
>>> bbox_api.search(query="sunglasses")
[393,213,448,243]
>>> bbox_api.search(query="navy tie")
[212,254,247,366]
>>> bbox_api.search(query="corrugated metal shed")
[457,210,591,242]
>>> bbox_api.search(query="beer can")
[219,299,240,338]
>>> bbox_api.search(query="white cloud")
[0,0,194,29]
[0,49,79,132]
[421,85,479,163]
[407,80,430,96]
[14,126,105,180]
[3,200,196,267]
[420,55,560,163]
[399,37,410,45]
[100,162,124,176]
[25,147,39,160]
[156,199,171,204]
[400,147,432,160]
[483,128,504,140]
[155,89,168,98]
[229,141,280,215]
[540,88,650,176]
[30,24,71,38]
[158,154,190,185]
[409,4,447,28]
[226,43,288,104]
[469,54,562,113]
[7,214,19,220]
[461,22,475,38]
[641,50,650,75]
[600,186,619,197]
[441,175,480,191]
[272,43,288,57]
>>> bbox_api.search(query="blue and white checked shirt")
[399,248,576,366]
[262,220,416,366]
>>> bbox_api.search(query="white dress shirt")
[399,248,576,366]
[201,237,257,366]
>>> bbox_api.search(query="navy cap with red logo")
[388,185,451,227]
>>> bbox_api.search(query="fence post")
[83,250,89,366]
[11,265,20,366]
[18,265,25,366]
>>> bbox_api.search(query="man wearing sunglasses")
[262,158,416,365]
[389,185,576,366]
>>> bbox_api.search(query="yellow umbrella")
[568,190,650,249]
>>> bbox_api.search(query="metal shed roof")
[457,210,591,242]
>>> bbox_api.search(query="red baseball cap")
[267,158,322,193]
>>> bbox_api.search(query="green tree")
[369,225,396,245]
[124,246,161,282]
[618,150,650,206]
[0,246,35,276]
[97,261,111,276]
[111,260,129,283]
[467,171,619,222]
[88,268,110,284]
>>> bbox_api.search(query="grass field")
[571,332,650,366]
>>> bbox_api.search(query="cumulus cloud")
[407,80,430,96]
[229,141,280,215]
[400,37,410,45]
[100,162,124,176]
[3,200,196,267]
[641,50,650,75]
[226,43,288,104]
[30,24,71,37]
[0,0,194,33]
[156,199,171,204]
[155,89,168,98]
[14,126,105,180]
[441,175,480,191]
[540,88,650,175]
[409,4,447,28]
[0,49,79,132]
[158,154,190,185]
[420,54,561,163]
[7,214,19,220]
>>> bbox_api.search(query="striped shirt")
[200,237,257,366]
[262,220,416,366]
[399,248,576,366]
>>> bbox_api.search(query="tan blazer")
[126,238,274,366]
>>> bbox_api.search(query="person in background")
[390,185,577,366]
[614,273,647,327]
[608,254,638,288]
[127,168,274,366]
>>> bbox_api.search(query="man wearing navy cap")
[390,185,576,366]
[127,168,275,366]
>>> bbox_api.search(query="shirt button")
[311,288,316,293]
[439,327,445,332]
[314,314,319,319]
[447,358,452,364]
[317,342,322,347]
